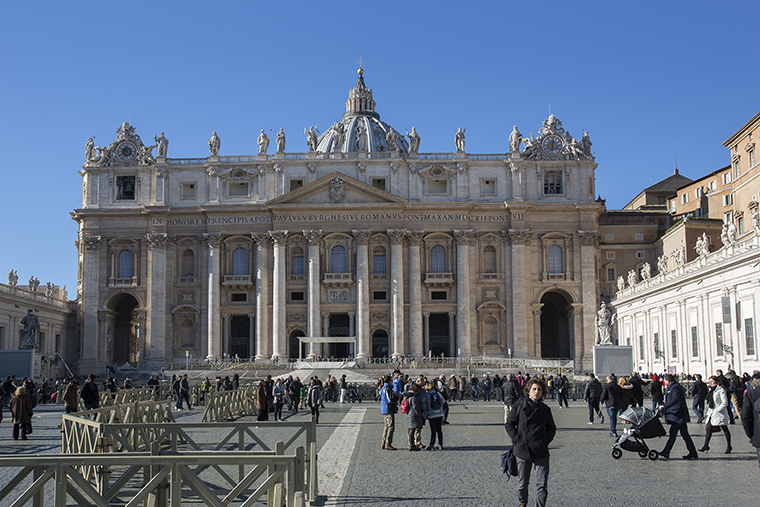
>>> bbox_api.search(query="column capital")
[453,229,476,245]
[322,311,330,318]
[81,235,102,250]
[506,228,532,245]
[448,310,457,317]
[578,230,599,246]
[222,313,231,321]
[423,311,431,317]
[247,312,256,319]
[251,232,272,246]
[203,233,223,249]
[531,302,544,316]
[406,230,424,245]
[387,229,406,245]
[569,303,584,316]
[303,229,323,244]
[352,230,371,245]
[269,230,288,245]
[146,233,170,249]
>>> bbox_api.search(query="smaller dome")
[316,68,408,154]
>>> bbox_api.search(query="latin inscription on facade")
[152,213,509,227]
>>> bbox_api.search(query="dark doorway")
[111,294,139,364]
[229,316,250,359]
[289,330,307,359]
[540,292,572,359]
[372,330,389,358]
[327,314,350,358]
[429,313,451,357]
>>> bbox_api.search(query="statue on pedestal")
[208,131,221,156]
[85,137,95,162]
[509,126,522,153]
[276,128,286,152]
[19,309,39,350]
[257,129,269,155]
[616,276,625,293]
[154,132,169,158]
[454,127,466,152]
[641,262,651,280]
[406,127,420,153]
[657,254,668,275]
[8,269,18,286]
[596,302,614,345]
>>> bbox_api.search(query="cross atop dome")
[346,63,377,119]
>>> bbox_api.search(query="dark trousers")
[273,403,284,421]
[310,404,319,423]
[692,397,705,421]
[13,423,28,440]
[587,398,602,422]
[661,422,697,457]
[516,456,549,507]
[428,417,443,447]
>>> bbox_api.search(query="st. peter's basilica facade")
[72,68,602,373]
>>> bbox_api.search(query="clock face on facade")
[116,141,138,162]
[541,135,563,156]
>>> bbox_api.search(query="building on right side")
[608,112,760,377]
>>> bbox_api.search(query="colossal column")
[146,233,169,359]
[507,229,531,358]
[252,233,271,360]
[79,235,102,371]
[387,229,406,358]
[578,230,599,372]
[203,234,223,360]
[304,230,323,358]
[407,231,424,357]
[353,230,371,360]
[453,230,476,356]
[270,230,288,360]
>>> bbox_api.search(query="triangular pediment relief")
[268,172,407,206]
[417,164,457,178]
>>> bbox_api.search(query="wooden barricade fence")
[202,385,257,422]
[76,387,157,411]
[0,445,306,507]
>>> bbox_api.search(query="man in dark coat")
[690,373,708,423]
[741,370,760,468]
[505,378,556,507]
[629,373,648,408]
[659,374,698,459]
[80,374,100,410]
[651,375,664,411]
[600,375,621,436]
[584,373,604,424]
[502,374,522,424]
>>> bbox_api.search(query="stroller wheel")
[638,449,648,458]
[611,448,623,460]
[648,450,659,461]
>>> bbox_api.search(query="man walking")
[690,373,708,423]
[380,375,397,450]
[658,374,699,460]
[600,375,620,437]
[502,373,522,424]
[584,373,604,424]
[80,374,100,411]
[741,370,760,468]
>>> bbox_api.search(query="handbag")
[500,446,517,479]
[26,421,33,435]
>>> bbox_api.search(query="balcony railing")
[323,273,353,287]
[109,277,138,287]
[424,272,454,286]
[222,275,252,286]
[175,276,199,285]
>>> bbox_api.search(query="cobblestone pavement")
[1,399,757,506]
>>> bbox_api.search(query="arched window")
[373,247,386,274]
[330,245,347,273]
[231,248,248,275]
[181,320,194,348]
[483,246,497,273]
[548,245,563,274]
[181,249,195,277]
[430,245,446,273]
[291,247,304,276]
[117,250,134,279]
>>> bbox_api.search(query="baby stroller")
[611,407,666,460]
[348,386,362,403]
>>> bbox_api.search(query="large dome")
[316,68,409,154]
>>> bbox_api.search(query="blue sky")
[1,0,758,293]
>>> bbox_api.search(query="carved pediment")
[418,164,456,178]
[172,304,201,315]
[268,172,407,206]
[217,167,259,179]
[85,122,157,168]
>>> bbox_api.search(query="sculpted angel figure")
[641,262,651,280]
[85,137,95,162]
[406,127,420,153]
[276,128,286,152]
[208,131,221,156]
[257,129,269,155]
[627,269,638,288]
[657,254,668,275]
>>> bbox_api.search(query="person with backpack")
[425,383,445,450]
[380,375,397,450]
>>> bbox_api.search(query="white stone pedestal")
[593,345,633,378]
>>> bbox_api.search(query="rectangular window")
[290,291,305,301]
[710,181,716,190]
[607,268,615,281]
[181,183,196,199]
[681,193,689,204]
[635,233,644,241]
[292,255,304,276]
[230,293,247,302]
[481,179,497,195]
[431,291,447,300]
[654,332,660,357]
[737,216,744,235]
[671,329,678,358]
[695,188,703,199]
[723,194,733,206]
[733,157,741,178]
[715,323,723,356]
[116,176,136,200]
[0,326,5,349]
[373,291,387,301]
[290,179,303,192]
[691,326,699,357]
[373,254,387,274]
[605,234,614,241]
[544,172,562,194]
[750,150,756,168]
[724,212,733,224]
[427,179,448,194]
[606,252,615,259]
[228,181,249,197]
[371,178,386,191]
[639,335,645,361]
[722,172,732,185]
[746,318,756,355]
[635,251,647,259]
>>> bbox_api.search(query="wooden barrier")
[202,385,257,422]
[76,387,157,411]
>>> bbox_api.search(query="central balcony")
[323,273,353,288]
[424,272,454,287]
[222,275,253,288]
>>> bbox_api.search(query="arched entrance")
[109,294,139,364]
[372,330,388,358]
[289,330,307,359]
[540,291,572,359]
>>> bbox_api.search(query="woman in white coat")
[699,375,732,453]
